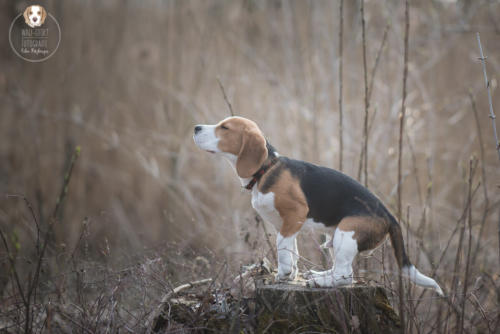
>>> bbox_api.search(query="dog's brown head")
[193,117,268,178]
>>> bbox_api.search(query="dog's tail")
[387,212,444,296]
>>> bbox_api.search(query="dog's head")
[23,5,47,28]
[193,117,268,178]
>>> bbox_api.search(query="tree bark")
[150,269,400,333]
[255,280,400,334]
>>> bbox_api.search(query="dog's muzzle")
[193,124,219,154]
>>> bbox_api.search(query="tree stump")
[255,279,400,334]
[149,261,400,333]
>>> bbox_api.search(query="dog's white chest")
[251,190,282,226]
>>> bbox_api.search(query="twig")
[360,0,369,187]
[0,224,27,306]
[338,0,344,171]
[357,13,389,185]
[439,293,474,334]
[406,206,415,333]
[397,1,410,333]
[398,0,410,229]
[469,92,490,264]
[150,278,213,332]
[468,293,493,333]
[414,182,481,304]
[404,133,423,207]
[368,21,391,103]
[447,163,472,333]
[0,147,80,333]
[5,195,41,253]
[256,214,277,265]
[476,32,500,273]
[476,33,500,161]
[217,78,235,117]
[171,278,213,297]
[1,194,44,310]
[460,157,476,334]
[26,146,80,333]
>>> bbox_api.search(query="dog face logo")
[9,4,61,62]
[23,5,47,28]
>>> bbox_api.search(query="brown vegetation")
[1,0,500,332]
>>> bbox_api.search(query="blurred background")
[1,0,500,331]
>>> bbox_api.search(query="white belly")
[251,189,282,227]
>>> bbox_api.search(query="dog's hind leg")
[304,230,336,279]
[307,216,390,287]
[307,226,358,287]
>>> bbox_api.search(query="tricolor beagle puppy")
[193,116,443,295]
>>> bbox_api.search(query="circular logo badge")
[9,5,61,62]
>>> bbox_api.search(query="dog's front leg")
[276,233,298,281]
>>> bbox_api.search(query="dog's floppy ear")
[236,126,268,178]
[40,6,47,24]
[23,6,31,25]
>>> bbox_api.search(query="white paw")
[306,274,353,288]
[304,269,334,279]
[276,271,295,282]
[277,264,298,282]
[306,276,332,288]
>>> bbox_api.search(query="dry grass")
[1,0,500,332]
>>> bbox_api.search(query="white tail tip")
[403,265,444,296]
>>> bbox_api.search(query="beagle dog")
[193,116,443,295]
[23,5,47,28]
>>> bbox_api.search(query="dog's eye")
[221,125,229,130]
[29,11,32,15]
[37,11,41,15]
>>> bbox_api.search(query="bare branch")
[368,21,391,103]
[459,157,476,334]
[256,214,277,265]
[476,33,500,161]
[338,0,344,171]
[397,1,410,332]
[469,92,490,265]
[217,78,235,117]
[361,0,369,188]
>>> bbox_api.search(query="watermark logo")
[9,5,61,62]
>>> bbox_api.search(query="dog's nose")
[32,17,38,22]
[194,125,202,134]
